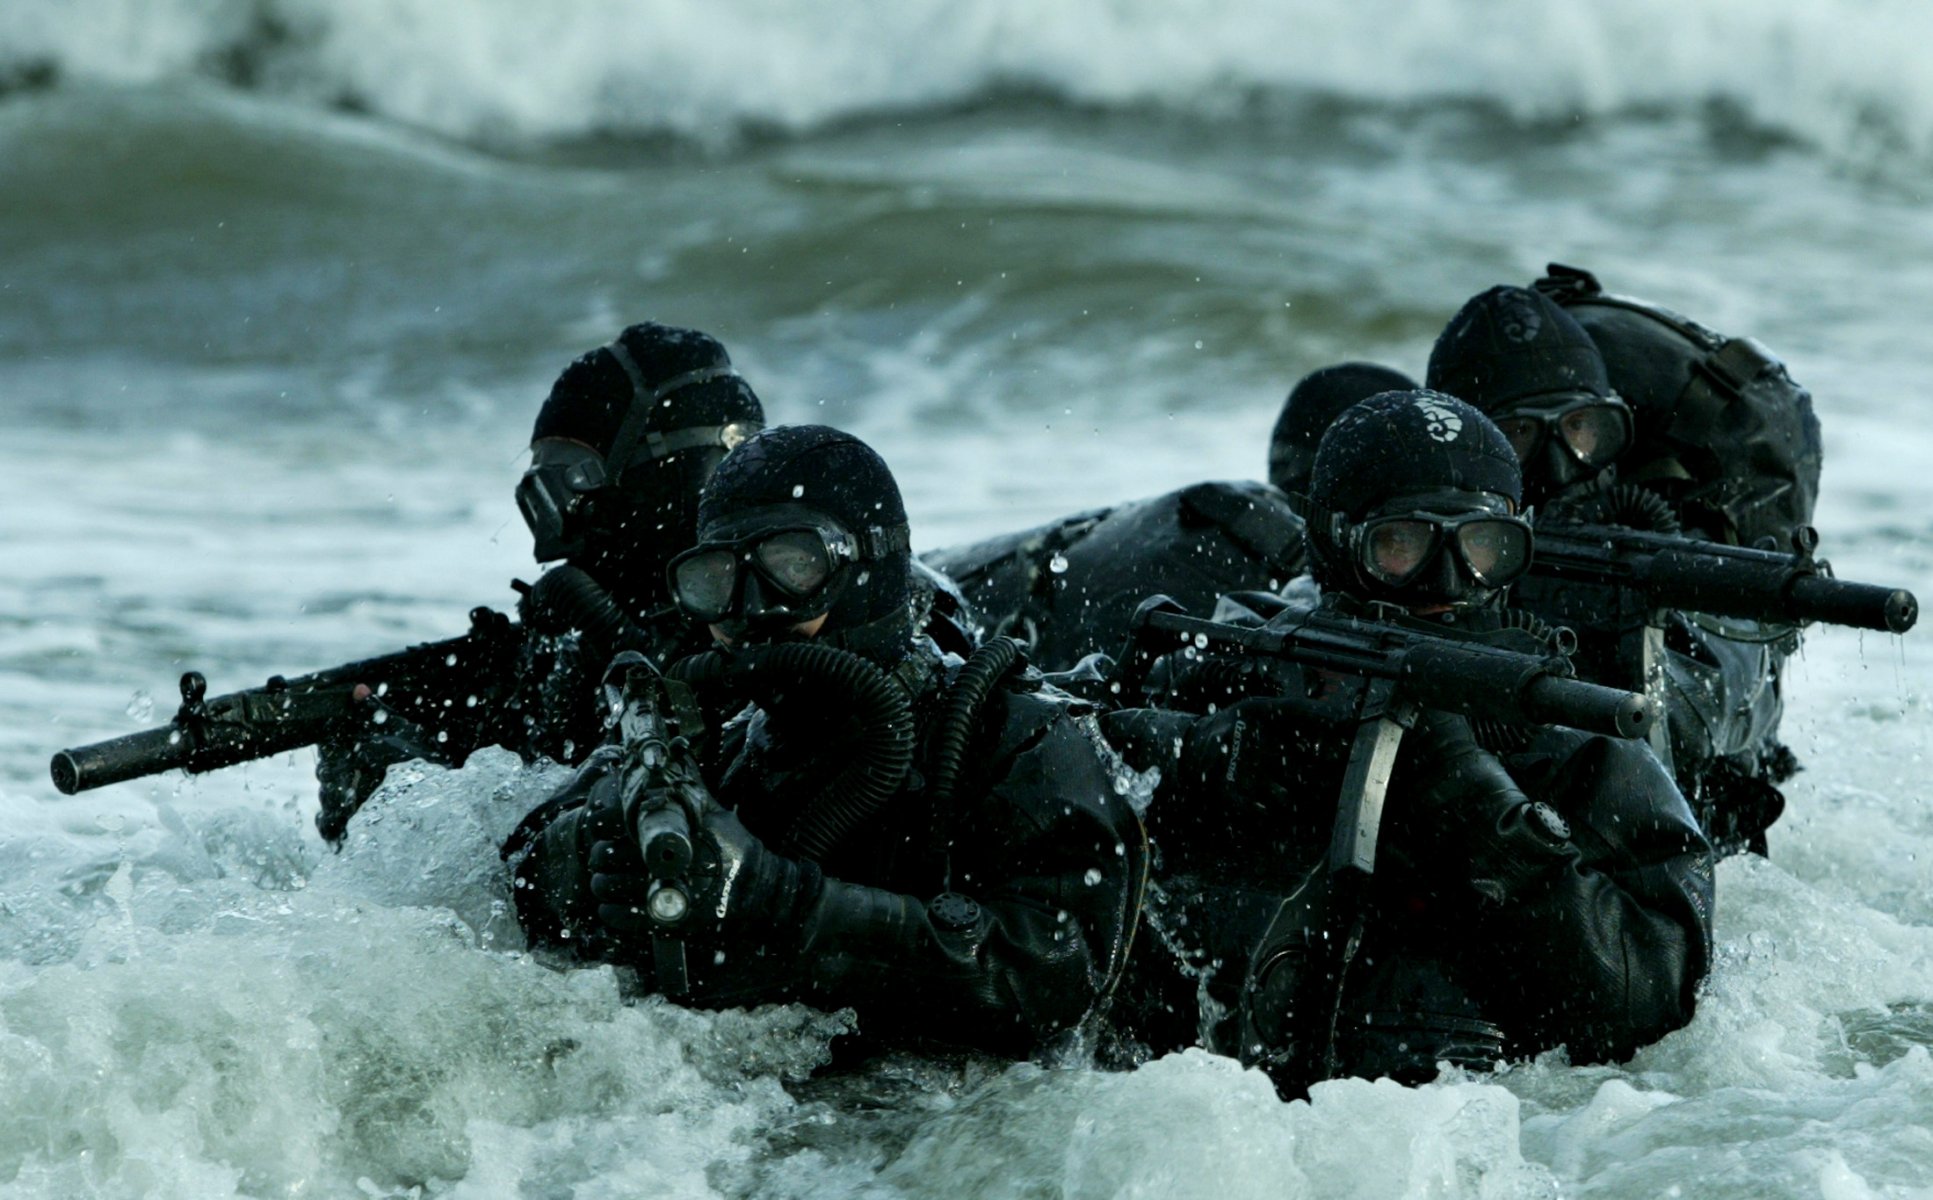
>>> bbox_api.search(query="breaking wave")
[5,0,1933,156]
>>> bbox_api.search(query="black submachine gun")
[603,651,715,996]
[1524,522,1917,636]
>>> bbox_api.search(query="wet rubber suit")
[1102,394,1713,1096]
[922,480,1307,673]
[310,323,766,843]
[1430,284,1804,855]
[1537,265,1821,855]
[506,426,1146,1057]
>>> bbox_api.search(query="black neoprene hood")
[1427,286,1613,414]
[1270,361,1419,492]
[1308,390,1522,521]
[698,424,914,658]
[531,322,765,465]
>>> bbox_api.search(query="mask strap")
[601,342,748,480]
[856,523,912,561]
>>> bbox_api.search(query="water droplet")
[1049,552,1070,574]
[1192,633,1209,649]
[1083,868,1103,886]
[371,709,389,725]
[1193,340,1203,350]
[435,730,449,744]
[445,653,458,667]
[124,690,153,722]
[465,695,479,708]
[791,484,805,498]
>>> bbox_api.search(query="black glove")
[1397,710,1577,896]
[589,783,816,945]
[315,688,448,843]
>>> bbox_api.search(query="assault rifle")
[50,606,523,796]
[1524,523,1917,635]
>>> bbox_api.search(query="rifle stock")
[51,606,521,795]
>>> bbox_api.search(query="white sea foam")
[6,0,1933,156]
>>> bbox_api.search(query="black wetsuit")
[504,641,1148,1058]
[1101,594,1713,1095]
[923,481,1306,672]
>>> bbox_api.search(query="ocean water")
[2,2,1932,1196]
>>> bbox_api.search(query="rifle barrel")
[1786,575,1918,634]
[1520,674,1654,739]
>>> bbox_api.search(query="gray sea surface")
[2,2,1932,1196]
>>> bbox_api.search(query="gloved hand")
[588,782,816,945]
[1178,696,1330,801]
[315,685,448,843]
[1396,710,1577,894]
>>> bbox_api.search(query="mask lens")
[1495,416,1543,463]
[1558,404,1629,466]
[1364,519,1439,585]
[671,549,741,621]
[752,530,835,599]
[1455,519,1531,585]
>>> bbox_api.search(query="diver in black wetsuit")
[922,362,1412,673]
[311,323,765,841]
[1267,362,1417,497]
[1107,392,1712,1096]
[505,425,1147,1058]
[1530,263,1822,554]
[1428,284,1800,854]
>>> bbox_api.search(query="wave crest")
[6,0,1933,155]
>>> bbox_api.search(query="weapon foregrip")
[1519,675,1655,740]
[1787,576,1918,634]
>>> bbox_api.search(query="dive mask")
[1492,393,1633,471]
[669,517,911,624]
[1330,500,1533,592]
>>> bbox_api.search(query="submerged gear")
[699,425,916,665]
[669,518,913,627]
[923,480,1307,672]
[1303,391,1522,604]
[1427,286,1625,503]
[1533,263,1822,549]
[1269,362,1419,494]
